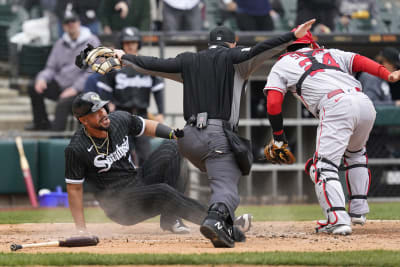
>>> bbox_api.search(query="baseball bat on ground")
[15,136,39,208]
[10,236,99,251]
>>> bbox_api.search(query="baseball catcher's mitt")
[75,44,122,75]
[264,139,296,164]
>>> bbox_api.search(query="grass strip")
[0,250,399,266]
[0,203,400,224]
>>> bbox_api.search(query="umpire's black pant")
[177,122,242,222]
[95,140,207,227]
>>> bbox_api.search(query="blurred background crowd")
[4,0,400,38]
[0,0,398,135]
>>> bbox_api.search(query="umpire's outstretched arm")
[113,19,315,82]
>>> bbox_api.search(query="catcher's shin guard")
[344,148,370,220]
[313,156,351,230]
[315,178,351,230]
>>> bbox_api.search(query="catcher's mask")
[72,92,109,119]
[119,26,142,49]
[288,28,320,50]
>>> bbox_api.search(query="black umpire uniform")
[118,27,297,247]
[98,27,165,166]
[65,92,206,232]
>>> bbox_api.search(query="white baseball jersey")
[264,48,362,116]
[264,48,376,227]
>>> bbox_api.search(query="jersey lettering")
[115,73,153,90]
[322,53,340,68]
[93,136,130,173]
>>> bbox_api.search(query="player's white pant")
[311,91,376,227]
[344,148,371,217]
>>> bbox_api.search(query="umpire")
[114,19,315,247]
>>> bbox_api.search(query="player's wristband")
[273,131,287,143]
[268,113,283,134]
[155,123,174,139]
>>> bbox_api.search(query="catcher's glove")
[75,44,122,75]
[264,139,296,164]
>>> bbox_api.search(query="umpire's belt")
[187,117,238,132]
[209,119,238,132]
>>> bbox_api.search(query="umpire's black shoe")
[200,203,235,248]
[232,226,246,242]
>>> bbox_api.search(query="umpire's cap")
[72,92,109,118]
[120,27,141,49]
[209,26,236,45]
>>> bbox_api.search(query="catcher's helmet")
[119,27,141,49]
[289,29,320,50]
[72,92,109,118]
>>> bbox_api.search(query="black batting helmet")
[119,27,141,49]
[72,92,109,118]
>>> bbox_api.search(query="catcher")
[263,29,400,235]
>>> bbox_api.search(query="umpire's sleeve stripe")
[65,178,85,184]
[137,116,146,137]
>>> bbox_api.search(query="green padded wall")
[0,139,38,194]
[38,139,70,192]
[375,106,400,126]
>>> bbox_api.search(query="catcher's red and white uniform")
[264,47,376,230]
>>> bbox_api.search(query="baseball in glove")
[264,139,296,164]
[75,44,122,75]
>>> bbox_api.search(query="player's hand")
[294,18,316,38]
[75,228,92,237]
[388,70,400,83]
[115,1,129,19]
[114,49,126,61]
[154,114,164,123]
[103,25,112,35]
[108,102,116,112]
[60,87,78,99]
[35,79,47,94]
[173,128,184,139]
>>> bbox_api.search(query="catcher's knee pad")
[305,153,339,184]
[315,177,350,226]
[344,148,370,216]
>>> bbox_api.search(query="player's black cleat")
[200,203,235,248]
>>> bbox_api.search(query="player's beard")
[87,119,109,132]
[94,125,109,131]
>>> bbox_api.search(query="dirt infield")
[1,220,399,253]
